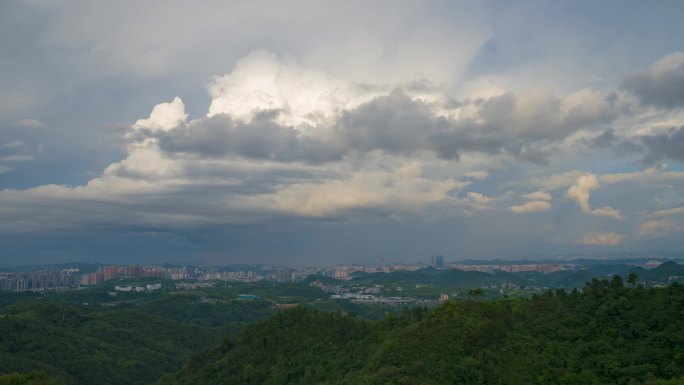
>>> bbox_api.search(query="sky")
[1,0,684,266]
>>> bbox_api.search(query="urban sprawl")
[0,257,664,293]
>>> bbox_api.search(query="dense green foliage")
[3,263,684,385]
[309,299,396,320]
[349,268,529,296]
[0,281,390,385]
[161,279,684,385]
[139,296,274,328]
[0,301,225,385]
[0,371,65,385]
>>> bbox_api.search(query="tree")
[468,288,484,301]
[627,272,639,287]
[610,275,624,289]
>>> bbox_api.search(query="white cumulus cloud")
[576,232,624,246]
[638,220,684,238]
[521,191,551,201]
[566,174,622,219]
[465,171,489,180]
[509,201,551,213]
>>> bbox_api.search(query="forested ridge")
[2,276,684,384]
[0,301,223,385]
[160,278,684,385]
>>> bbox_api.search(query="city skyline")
[1,1,684,265]
[3,257,680,297]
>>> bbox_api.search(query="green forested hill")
[161,279,684,385]
[349,268,530,289]
[0,284,389,385]
[0,371,65,385]
[0,301,223,385]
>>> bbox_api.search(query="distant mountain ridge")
[341,262,684,290]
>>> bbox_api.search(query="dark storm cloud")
[180,163,338,187]
[621,52,684,108]
[156,112,346,163]
[587,126,684,164]
[339,89,441,155]
[150,89,619,166]
[0,181,278,235]
[640,126,684,163]
[589,129,618,148]
[153,90,442,163]
[344,89,620,164]
[585,128,643,156]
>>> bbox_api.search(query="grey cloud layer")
[148,89,621,165]
[641,126,684,163]
[622,52,684,108]
[143,50,684,169]
[589,126,684,164]
[156,113,346,164]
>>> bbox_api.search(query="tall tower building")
[102,266,118,281]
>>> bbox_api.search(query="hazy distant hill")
[638,261,684,281]
[344,262,684,291]
[348,268,529,289]
[0,262,102,273]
